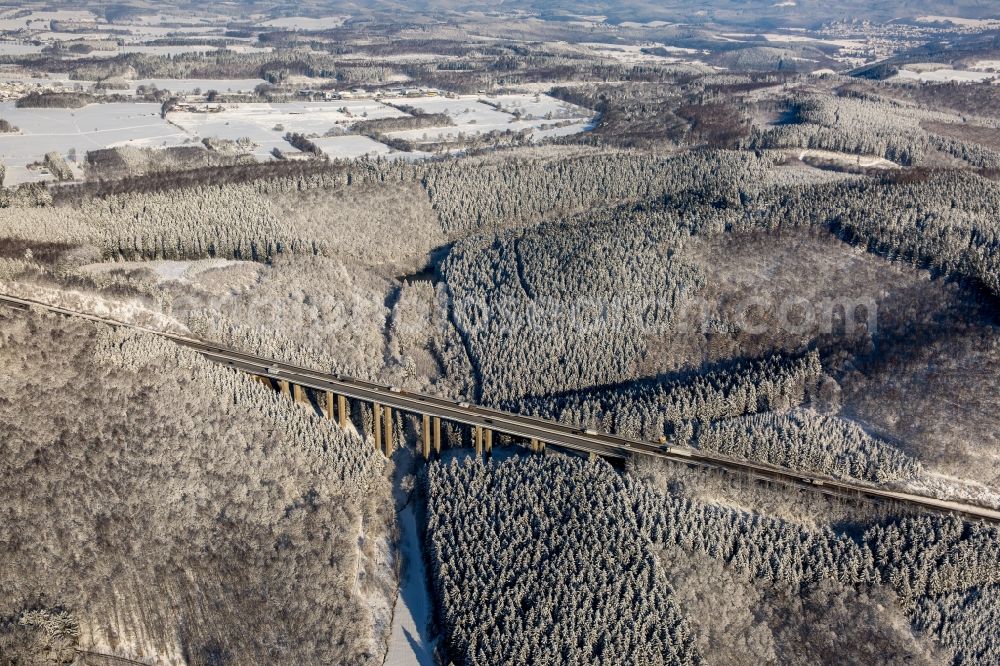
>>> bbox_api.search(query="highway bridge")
[3,291,1000,524]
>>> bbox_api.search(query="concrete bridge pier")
[383,406,394,457]
[484,428,493,457]
[422,414,431,460]
[373,403,382,452]
[473,425,483,456]
[433,417,442,456]
[293,383,306,406]
[338,394,348,429]
[278,379,291,398]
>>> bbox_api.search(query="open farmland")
[0,94,594,183]
[167,101,405,160]
[311,135,395,158]
[0,102,189,183]
[892,68,1000,83]
[381,94,594,145]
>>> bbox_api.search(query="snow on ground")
[0,9,98,31]
[760,33,867,49]
[381,93,593,144]
[168,101,407,159]
[312,135,393,158]
[385,501,435,666]
[1,166,55,185]
[108,25,226,39]
[0,93,591,180]
[258,15,348,30]
[796,148,899,169]
[79,259,247,284]
[0,102,191,184]
[618,20,673,28]
[531,120,595,141]
[114,12,215,27]
[390,96,511,126]
[892,68,1000,83]
[0,280,189,335]
[385,119,528,143]
[970,59,1000,72]
[905,472,1000,511]
[382,97,517,142]
[128,78,269,94]
[900,62,950,73]
[914,15,1000,28]
[117,45,221,56]
[0,41,45,56]
[29,31,107,42]
[170,100,406,131]
[489,93,590,120]
[574,41,703,64]
[580,41,698,54]
[384,447,533,666]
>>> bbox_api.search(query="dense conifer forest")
[426,455,1000,665]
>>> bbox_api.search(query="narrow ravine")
[384,449,436,666]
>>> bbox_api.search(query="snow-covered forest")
[3,3,1000,664]
[426,455,1000,665]
[0,310,392,663]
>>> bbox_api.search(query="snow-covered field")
[795,148,899,169]
[169,101,407,159]
[392,96,512,126]
[532,120,595,141]
[914,15,1000,28]
[490,94,591,120]
[381,93,593,145]
[970,60,1000,72]
[258,15,348,30]
[0,41,44,56]
[575,41,704,64]
[312,135,393,158]
[0,94,592,183]
[892,68,1000,83]
[0,102,190,184]
[0,8,249,49]
[103,44,273,57]
[0,9,97,31]
[619,20,673,28]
